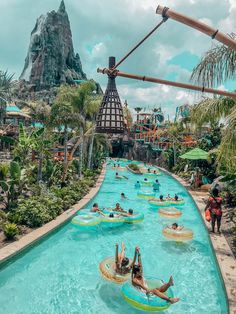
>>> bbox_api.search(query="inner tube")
[121,278,174,312]
[162,226,193,242]
[99,256,132,284]
[112,167,126,171]
[137,191,156,200]
[103,210,144,224]
[169,199,185,205]
[141,181,153,187]
[145,172,161,177]
[101,214,125,227]
[115,176,125,180]
[123,212,144,224]
[158,207,182,219]
[148,199,170,206]
[71,213,100,227]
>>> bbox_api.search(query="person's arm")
[138,251,143,276]
[204,199,210,211]
[132,278,150,293]
[115,244,119,269]
[130,247,138,268]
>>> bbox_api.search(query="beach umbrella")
[179,147,208,160]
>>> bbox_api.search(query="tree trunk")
[88,126,95,169]
[37,153,43,183]
[173,141,176,167]
[79,126,84,177]
[61,127,92,183]
[64,126,68,170]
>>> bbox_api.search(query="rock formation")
[20,0,86,91]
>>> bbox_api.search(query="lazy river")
[0,161,228,313]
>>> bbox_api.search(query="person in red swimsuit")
[205,188,223,234]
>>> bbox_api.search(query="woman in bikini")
[205,188,223,233]
[131,247,180,304]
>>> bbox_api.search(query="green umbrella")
[179,148,208,160]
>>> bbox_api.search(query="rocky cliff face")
[20,0,86,91]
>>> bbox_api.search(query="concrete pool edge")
[0,164,106,265]
[158,167,236,314]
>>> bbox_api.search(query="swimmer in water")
[121,193,127,199]
[153,179,160,192]
[169,223,183,231]
[120,209,134,217]
[113,203,124,212]
[91,203,101,213]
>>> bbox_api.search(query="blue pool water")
[0,161,228,314]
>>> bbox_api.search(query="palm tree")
[190,35,236,172]
[0,70,14,124]
[0,70,14,99]
[86,96,101,169]
[191,33,236,87]
[70,81,97,176]
[51,86,77,180]
[22,101,51,125]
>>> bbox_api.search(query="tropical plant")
[0,163,9,180]
[0,70,14,98]
[0,70,15,124]
[190,36,236,172]
[13,123,35,165]
[191,33,236,87]
[3,223,19,240]
[22,101,51,125]
[31,128,57,183]
[51,86,77,177]
[0,160,27,211]
[70,81,97,176]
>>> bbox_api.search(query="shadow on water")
[98,281,165,314]
[70,221,145,241]
[161,239,209,255]
[69,226,99,241]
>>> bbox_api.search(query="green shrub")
[0,210,7,231]
[3,223,19,240]
[11,198,52,227]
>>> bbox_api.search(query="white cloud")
[0,0,234,120]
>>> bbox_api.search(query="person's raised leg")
[151,288,180,304]
[158,276,173,293]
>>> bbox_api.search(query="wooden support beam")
[156,5,236,51]
[97,68,236,98]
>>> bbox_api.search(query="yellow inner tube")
[162,226,193,241]
[99,256,132,284]
[158,207,182,219]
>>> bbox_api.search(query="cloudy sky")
[0,0,235,119]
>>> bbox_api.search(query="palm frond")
[191,33,236,87]
[0,70,15,100]
[217,106,236,172]
[190,97,236,127]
